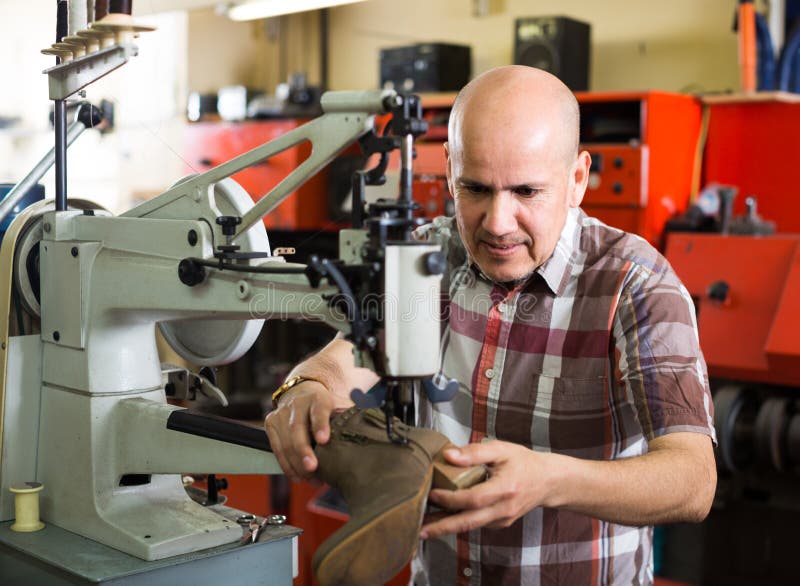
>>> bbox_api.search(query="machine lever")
[422,374,459,403]
[350,383,386,408]
[167,410,271,452]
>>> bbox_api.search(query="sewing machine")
[0,8,445,582]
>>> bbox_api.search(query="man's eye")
[463,184,487,194]
[516,187,540,197]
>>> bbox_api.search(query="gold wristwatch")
[271,375,327,409]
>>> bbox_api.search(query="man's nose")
[482,193,518,236]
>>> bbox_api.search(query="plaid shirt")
[411,208,715,586]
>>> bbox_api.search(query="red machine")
[662,95,800,586]
[575,91,703,247]
[666,233,800,387]
[702,95,800,233]
[666,95,800,392]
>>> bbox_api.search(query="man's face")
[446,124,589,284]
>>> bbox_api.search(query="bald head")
[448,66,580,166]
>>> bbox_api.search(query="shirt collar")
[535,206,582,296]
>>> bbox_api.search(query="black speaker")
[514,16,591,91]
[380,43,471,93]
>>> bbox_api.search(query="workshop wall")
[187,8,321,96]
[328,0,740,92]
[0,3,188,214]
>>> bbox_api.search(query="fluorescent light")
[227,0,368,21]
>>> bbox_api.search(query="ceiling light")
[227,0,368,21]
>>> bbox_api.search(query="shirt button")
[485,368,494,379]
[463,567,473,577]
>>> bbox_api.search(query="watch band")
[271,375,327,409]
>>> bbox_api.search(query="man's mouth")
[481,241,522,256]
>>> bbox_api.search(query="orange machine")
[702,94,800,233]
[575,91,703,247]
[667,94,800,388]
[666,233,800,387]
[661,95,800,585]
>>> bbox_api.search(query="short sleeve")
[612,261,717,445]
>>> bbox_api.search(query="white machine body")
[0,90,444,562]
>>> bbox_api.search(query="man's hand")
[421,440,559,540]
[264,381,338,482]
[420,432,716,540]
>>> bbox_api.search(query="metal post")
[0,121,86,223]
[400,133,413,217]
[54,100,68,211]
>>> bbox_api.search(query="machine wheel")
[754,397,792,472]
[785,411,800,467]
[158,177,268,366]
[713,385,757,473]
[11,199,109,319]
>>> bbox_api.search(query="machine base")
[0,506,300,585]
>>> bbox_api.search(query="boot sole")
[314,466,433,586]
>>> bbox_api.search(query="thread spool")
[10,482,45,532]
[54,41,83,58]
[42,47,74,62]
[91,13,154,45]
[62,35,94,56]
[76,29,108,51]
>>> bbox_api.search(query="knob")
[707,280,730,302]
[424,251,447,275]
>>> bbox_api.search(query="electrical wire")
[777,24,800,91]
[755,12,776,90]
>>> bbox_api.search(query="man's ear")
[568,150,591,208]
[444,142,454,196]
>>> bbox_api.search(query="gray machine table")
[0,507,300,585]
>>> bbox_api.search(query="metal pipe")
[400,134,413,212]
[54,100,68,211]
[0,120,87,223]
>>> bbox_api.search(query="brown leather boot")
[312,407,485,586]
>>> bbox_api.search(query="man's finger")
[420,506,496,540]
[442,441,506,467]
[308,400,332,446]
[265,425,303,482]
[427,476,501,511]
[421,509,450,526]
[287,409,316,477]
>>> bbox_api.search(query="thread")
[109,0,132,14]
[94,0,108,21]
[68,0,88,36]
[56,1,69,43]
[10,482,45,532]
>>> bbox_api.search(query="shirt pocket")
[494,373,610,458]
[546,375,611,458]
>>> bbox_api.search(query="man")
[265,66,717,585]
